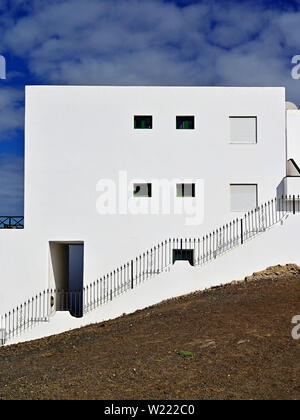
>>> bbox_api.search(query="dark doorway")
[68,244,84,318]
[49,242,84,318]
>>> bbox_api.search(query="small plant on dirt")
[178,350,195,358]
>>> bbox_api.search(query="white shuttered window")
[230,184,257,211]
[230,117,257,144]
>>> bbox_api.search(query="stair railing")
[0,195,297,345]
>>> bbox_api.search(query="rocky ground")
[0,264,300,400]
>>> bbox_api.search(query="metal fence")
[0,195,298,345]
[0,291,53,345]
[0,216,24,229]
[194,195,290,265]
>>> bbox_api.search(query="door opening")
[49,242,84,318]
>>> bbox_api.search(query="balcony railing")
[0,216,24,229]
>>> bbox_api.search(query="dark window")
[134,116,152,129]
[173,249,194,266]
[176,116,194,129]
[176,183,195,197]
[133,183,152,197]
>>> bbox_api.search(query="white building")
[1,86,300,345]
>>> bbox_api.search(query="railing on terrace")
[0,216,24,229]
[1,195,299,345]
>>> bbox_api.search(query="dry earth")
[0,264,300,400]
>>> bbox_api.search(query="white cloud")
[0,0,300,138]
[1,0,300,213]
[0,0,299,95]
[0,87,24,137]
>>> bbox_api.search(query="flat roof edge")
[25,85,286,89]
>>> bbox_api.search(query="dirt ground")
[0,265,300,400]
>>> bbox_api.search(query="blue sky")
[1,0,300,214]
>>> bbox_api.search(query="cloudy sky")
[0,0,300,214]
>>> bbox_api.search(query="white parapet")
[284,177,300,197]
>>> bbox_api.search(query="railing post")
[180,238,183,259]
[0,326,6,346]
[240,219,244,244]
[131,260,134,289]
[293,195,296,214]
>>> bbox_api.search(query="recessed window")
[176,183,195,197]
[230,116,257,144]
[176,116,194,130]
[133,183,152,197]
[134,116,152,129]
[230,184,257,211]
[173,249,194,266]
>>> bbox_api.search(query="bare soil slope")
[0,265,300,400]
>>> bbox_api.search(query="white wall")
[6,212,300,346]
[284,177,300,196]
[287,110,300,165]
[0,86,287,321]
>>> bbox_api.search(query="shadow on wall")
[49,242,68,295]
[276,178,285,200]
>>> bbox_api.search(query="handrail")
[0,216,24,229]
[1,195,298,345]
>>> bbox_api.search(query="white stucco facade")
[1,85,300,345]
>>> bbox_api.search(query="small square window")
[176,116,194,130]
[173,249,194,266]
[134,116,152,129]
[176,183,195,197]
[230,117,257,144]
[133,183,152,197]
[230,184,257,211]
